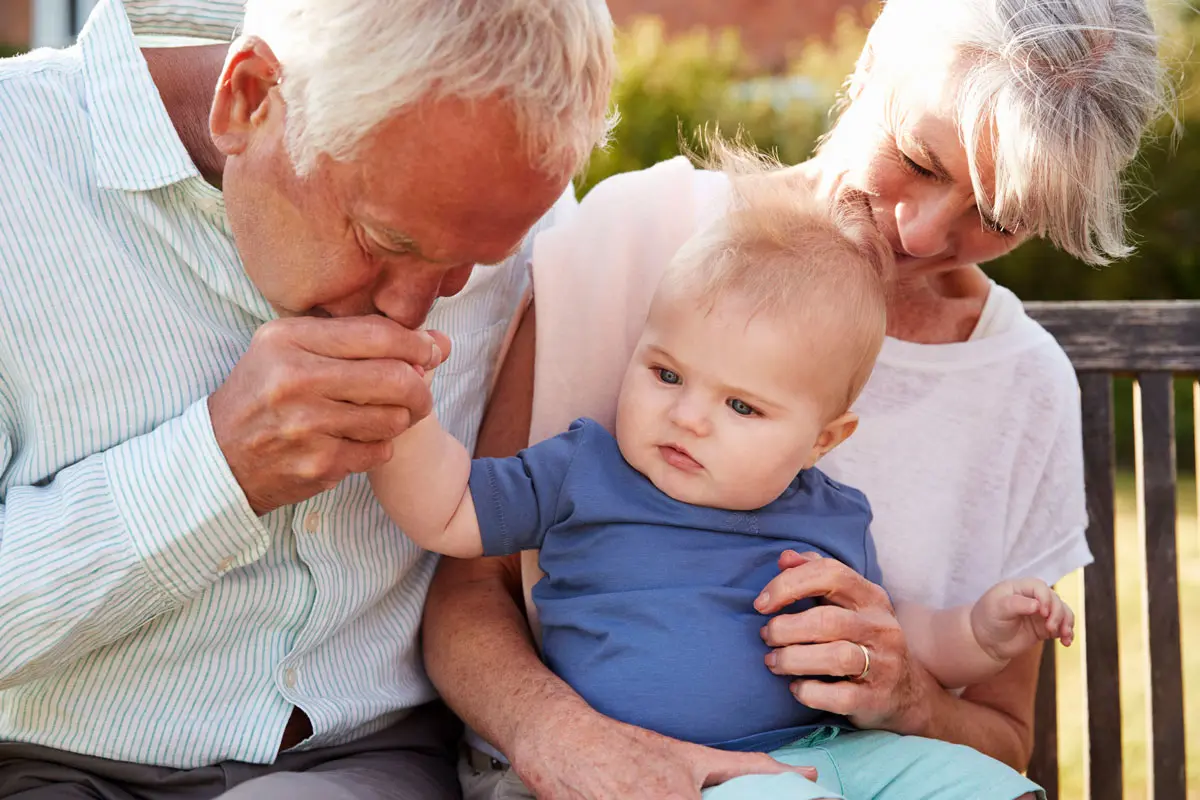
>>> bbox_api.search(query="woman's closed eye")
[655,367,682,385]
[727,398,759,417]
[899,152,936,179]
[895,148,1016,236]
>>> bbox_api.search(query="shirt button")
[217,556,235,572]
[283,668,298,689]
[303,511,321,533]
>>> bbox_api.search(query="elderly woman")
[423,0,1170,797]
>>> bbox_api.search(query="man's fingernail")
[765,651,777,668]
[755,592,769,610]
[429,342,443,368]
[760,625,768,640]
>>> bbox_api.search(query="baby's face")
[615,289,842,511]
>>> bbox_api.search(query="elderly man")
[0,1,612,798]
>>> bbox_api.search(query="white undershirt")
[969,278,1023,341]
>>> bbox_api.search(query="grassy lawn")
[1053,471,1200,799]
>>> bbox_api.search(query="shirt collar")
[81,0,203,191]
[121,0,244,41]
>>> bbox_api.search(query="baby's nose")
[668,399,713,437]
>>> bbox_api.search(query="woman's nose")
[894,193,958,260]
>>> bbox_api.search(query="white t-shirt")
[822,289,1092,607]
[693,170,1092,607]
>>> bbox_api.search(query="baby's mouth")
[658,444,703,472]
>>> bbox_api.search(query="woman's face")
[816,51,1031,279]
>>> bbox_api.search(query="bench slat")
[1030,643,1059,798]
[1080,374,1123,800]
[1134,373,1186,798]
[1026,301,1200,372]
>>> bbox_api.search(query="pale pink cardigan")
[528,156,701,442]
[509,156,702,626]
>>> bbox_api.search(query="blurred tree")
[577,14,861,194]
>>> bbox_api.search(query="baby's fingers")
[999,594,1041,619]
[1029,581,1055,614]
[1055,604,1077,647]
[1044,596,1074,644]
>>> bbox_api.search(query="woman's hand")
[510,699,819,800]
[755,550,939,735]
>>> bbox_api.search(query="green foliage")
[0,44,25,59]
[987,6,1200,302]
[577,15,865,195]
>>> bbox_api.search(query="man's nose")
[668,393,713,438]
[372,263,475,329]
[437,264,474,299]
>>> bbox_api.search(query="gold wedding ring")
[854,643,871,681]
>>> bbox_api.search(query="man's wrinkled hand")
[209,316,451,515]
[510,702,820,800]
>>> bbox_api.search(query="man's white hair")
[241,0,616,178]
[858,0,1172,264]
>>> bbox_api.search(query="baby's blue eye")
[656,368,681,385]
[728,398,756,416]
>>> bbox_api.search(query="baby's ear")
[806,412,858,468]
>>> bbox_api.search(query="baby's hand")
[412,329,452,388]
[970,578,1075,662]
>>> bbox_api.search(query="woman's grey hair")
[241,0,617,179]
[855,0,1174,264]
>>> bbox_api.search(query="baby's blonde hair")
[665,142,891,415]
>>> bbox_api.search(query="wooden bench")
[1023,301,1200,800]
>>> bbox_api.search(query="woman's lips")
[659,444,703,472]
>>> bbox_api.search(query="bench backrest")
[1024,301,1200,800]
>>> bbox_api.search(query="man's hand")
[209,316,450,515]
[509,701,819,800]
[971,578,1075,661]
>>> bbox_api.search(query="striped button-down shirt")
[0,0,568,768]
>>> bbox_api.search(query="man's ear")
[210,36,282,157]
[805,411,859,469]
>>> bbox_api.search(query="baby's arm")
[897,578,1074,689]
[369,414,484,558]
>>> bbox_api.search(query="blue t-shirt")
[468,418,881,752]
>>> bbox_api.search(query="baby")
[370,166,1072,799]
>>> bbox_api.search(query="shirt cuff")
[104,397,270,601]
